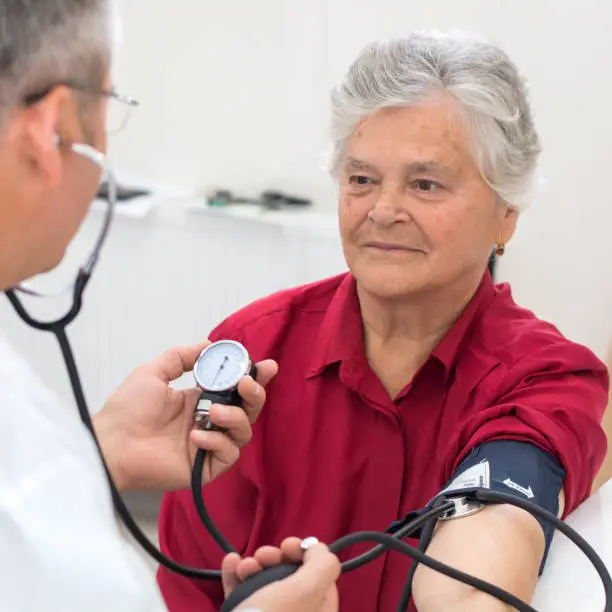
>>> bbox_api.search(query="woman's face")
[338,96,518,300]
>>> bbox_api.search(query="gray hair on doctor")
[0,0,118,131]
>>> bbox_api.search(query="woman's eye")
[413,179,443,192]
[348,175,374,186]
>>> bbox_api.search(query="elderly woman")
[158,31,607,611]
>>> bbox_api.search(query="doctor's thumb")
[289,543,341,597]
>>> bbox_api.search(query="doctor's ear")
[14,88,75,186]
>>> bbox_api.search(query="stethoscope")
[5,140,612,612]
[4,140,224,580]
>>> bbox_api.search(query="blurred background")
[1,0,611,534]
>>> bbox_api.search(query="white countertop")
[92,174,340,237]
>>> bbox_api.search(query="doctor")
[0,1,339,611]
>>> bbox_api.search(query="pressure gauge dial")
[192,340,257,430]
[194,340,254,392]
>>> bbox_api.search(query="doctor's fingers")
[221,553,243,596]
[286,543,341,597]
[190,429,240,479]
[206,404,253,446]
[252,359,279,388]
[237,359,278,422]
[151,342,211,383]
[227,538,304,585]
[243,538,303,572]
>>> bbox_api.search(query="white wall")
[475,0,612,358]
[111,0,493,207]
[108,1,612,359]
[0,205,347,411]
[111,0,332,205]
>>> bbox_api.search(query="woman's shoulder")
[207,273,350,359]
[473,281,604,374]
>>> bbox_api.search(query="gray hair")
[330,30,541,210]
[0,0,118,130]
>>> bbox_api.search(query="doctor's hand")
[92,341,278,493]
[222,538,340,612]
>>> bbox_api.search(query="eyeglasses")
[23,81,139,135]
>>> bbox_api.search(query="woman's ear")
[499,206,519,245]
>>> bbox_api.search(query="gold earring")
[495,243,506,257]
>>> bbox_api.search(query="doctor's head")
[330,31,541,302]
[0,0,117,290]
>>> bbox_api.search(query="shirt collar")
[306,271,496,380]
[306,274,363,378]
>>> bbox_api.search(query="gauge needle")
[211,355,229,387]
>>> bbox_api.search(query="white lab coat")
[0,334,167,612]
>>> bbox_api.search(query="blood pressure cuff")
[445,440,565,572]
[387,440,565,574]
